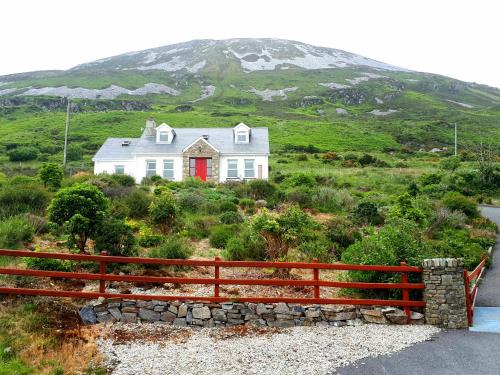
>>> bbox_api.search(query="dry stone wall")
[79,299,425,327]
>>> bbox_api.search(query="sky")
[1,0,500,87]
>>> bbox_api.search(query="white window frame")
[158,131,169,143]
[145,160,157,178]
[236,131,248,143]
[244,159,255,179]
[227,159,238,179]
[162,159,174,180]
[114,165,125,175]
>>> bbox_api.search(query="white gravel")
[99,324,440,375]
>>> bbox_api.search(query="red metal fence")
[464,254,488,326]
[0,249,425,322]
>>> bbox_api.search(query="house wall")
[219,155,269,182]
[134,155,184,183]
[182,139,220,183]
[94,160,135,177]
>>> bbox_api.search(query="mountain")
[0,38,499,155]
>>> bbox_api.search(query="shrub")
[48,184,108,253]
[322,152,339,161]
[341,159,360,168]
[8,146,39,161]
[179,192,206,213]
[21,213,49,234]
[218,200,238,213]
[312,187,355,212]
[359,154,377,166]
[298,237,333,262]
[285,173,316,187]
[0,184,50,219]
[419,173,442,186]
[296,154,308,161]
[108,174,136,187]
[325,216,361,252]
[185,215,217,239]
[93,218,137,256]
[38,163,64,189]
[247,179,276,200]
[209,224,239,248]
[352,202,382,225]
[24,256,73,272]
[137,226,164,247]
[441,192,478,218]
[123,189,152,218]
[149,192,179,234]
[0,216,35,249]
[426,208,467,237]
[66,144,83,161]
[287,188,313,207]
[219,211,243,224]
[149,235,193,260]
[439,156,461,172]
[223,229,267,261]
[239,198,255,210]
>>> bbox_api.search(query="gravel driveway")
[99,324,439,375]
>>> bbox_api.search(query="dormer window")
[233,122,251,144]
[155,123,175,144]
[159,131,169,142]
[236,131,248,143]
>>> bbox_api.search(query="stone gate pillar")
[422,258,468,329]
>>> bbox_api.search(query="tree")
[94,218,137,256]
[38,163,64,189]
[149,192,179,234]
[48,184,108,253]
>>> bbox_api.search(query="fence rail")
[464,253,489,326]
[0,249,425,322]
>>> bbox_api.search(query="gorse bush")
[352,201,382,225]
[24,256,73,272]
[247,179,276,200]
[218,200,238,213]
[0,183,50,219]
[325,216,361,253]
[149,235,194,260]
[441,192,478,218]
[137,226,164,247]
[8,146,39,162]
[223,229,266,261]
[123,189,152,218]
[219,211,243,224]
[93,218,137,256]
[284,173,316,187]
[0,216,35,249]
[209,224,239,249]
[311,187,355,212]
[149,192,179,234]
[179,192,206,213]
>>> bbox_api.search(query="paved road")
[476,206,500,307]
[338,206,500,375]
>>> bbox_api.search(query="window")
[244,159,255,178]
[207,158,212,177]
[236,131,248,143]
[158,131,169,142]
[227,159,238,178]
[189,158,196,177]
[163,159,174,180]
[114,165,125,175]
[146,160,156,178]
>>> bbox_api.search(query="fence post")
[464,270,472,326]
[312,258,320,300]
[214,256,220,298]
[400,261,411,324]
[99,251,108,294]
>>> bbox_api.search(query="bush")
[137,226,164,247]
[93,218,137,256]
[296,154,308,161]
[66,144,83,161]
[298,237,333,262]
[322,152,339,161]
[287,188,313,207]
[419,173,442,186]
[218,200,238,213]
[179,192,206,213]
[209,224,239,248]
[149,192,179,234]
[22,213,49,235]
[312,187,355,212]
[352,202,382,225]
[247,179,276,200]
[285,173,316,187]
[359,154,377,166]
[439,156,461,172]
[185,215,217,239]
[123,189,152,218]
[149,235,193,259]
[325,216,361,252]
[441,192,478,218]
[48,184,108,253]
[38,163,64,189]
[239,198,255,210]
[223,229,267,261]
[24,256,73,272]
[0,216,35,249]
[0,184,50,219]
[108,174,136,187]
[219,211,243,224]
[8,146,39,162]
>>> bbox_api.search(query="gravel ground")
[99,324,440,375]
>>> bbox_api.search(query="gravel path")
[99,324,439,375]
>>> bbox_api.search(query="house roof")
[92,127,269,161]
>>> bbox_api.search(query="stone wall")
[182,139,219,182]
[79,299,424,327]
[422,258,468,329]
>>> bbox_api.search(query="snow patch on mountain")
[20,83,179,99]
[248,87,298,101]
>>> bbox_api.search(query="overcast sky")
[2,0,500,87]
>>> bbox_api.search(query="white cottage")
[92,119,269,183]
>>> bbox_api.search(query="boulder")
[274,303,290,314]
[178,304,188,318]
[120,312,138,323]
[192,306,211,320]
[139,308,160,322]
[79,306,97,325]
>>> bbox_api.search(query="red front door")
[195,158,207,181]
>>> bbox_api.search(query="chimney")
[144,117,156,136]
